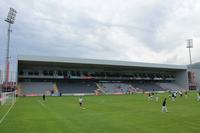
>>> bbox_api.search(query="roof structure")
[18,55,187,70]
[191,62,200,69]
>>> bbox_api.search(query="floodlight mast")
[186,39,193,90]
[4,8,17,84]
[186,39,193,69]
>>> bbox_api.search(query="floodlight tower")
[186,39,193,89]
[4,8,17,83]
[186,39,193,69]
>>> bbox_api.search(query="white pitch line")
[0,103,15,124]
[37,100,46,108]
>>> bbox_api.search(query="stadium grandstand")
[15,55,189,96]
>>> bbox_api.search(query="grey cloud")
[0,0,200,72]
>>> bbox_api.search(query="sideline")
[0,101,16,124]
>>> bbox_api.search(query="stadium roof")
[190,62,200,69]
[18,55,187,70]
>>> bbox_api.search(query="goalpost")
[0,91,16,106]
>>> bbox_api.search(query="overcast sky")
[0,0,200,72]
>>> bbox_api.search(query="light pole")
[4,8,17,84]
[186,39,193,90]
[186,39,193,69]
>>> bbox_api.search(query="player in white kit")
[79,97,83,107]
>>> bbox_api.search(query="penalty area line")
[37,100,46,108]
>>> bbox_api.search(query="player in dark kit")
[162,98,167,112]
[43,94,45,101]
[171,92,176,101]
[185,91,188,99]
[148,93,152,101]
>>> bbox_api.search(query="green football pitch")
[0,92,200,133]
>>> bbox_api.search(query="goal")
[0,91,16,106]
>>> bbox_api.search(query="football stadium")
[1,55,200,133]
[1,1,200,133]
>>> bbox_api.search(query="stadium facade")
[191,62,200,91]
[16,55,189,95]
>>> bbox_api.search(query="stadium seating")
[97,83,135,94]
[53,83,59,93]
[157,83,182,91]
[20,82,54,95]
[18,81,182,95]
[96,83,106,94]
[133,83,164,91]
[57,81,97,94]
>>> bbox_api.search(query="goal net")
[0,91,16,106]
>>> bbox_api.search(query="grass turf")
[0,92,200,133]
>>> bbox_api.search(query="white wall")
[175,70,189,90]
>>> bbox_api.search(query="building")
[191,62,200,91]
[16,55,188,95]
